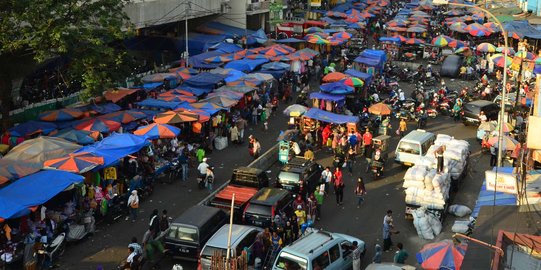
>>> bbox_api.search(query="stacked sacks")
[434,135,469,180]
[404,165,450,210]
[412,207,443,240]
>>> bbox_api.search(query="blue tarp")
[9,121,57,137]
[361,49,387,63]
[77,103,122,115]
[309,92,346,103]
[503,20,541,39]
[209,42,243,53]
[184,72,226,89]
[178,103,220,116]
[52,128,96,145]
[320,82,354,94]
[275,38,306,43]
[197,22,255,39]
[354,56,381,67]
[175,85,212,96]
[0,171,84,220]
[379,37,401,44]
[189,50,223,69]
[247,29,268,45]
[259,69,287,79]
[142,82,163,90]
[304,108,359,124]
[262,62,290,70]
[180,33,227,56]
[472,167,517,218]
[344,69,373,83]
[136,98,184,110]
[225,59,269,72]
[75,133,150,168]
[132,109,162,121]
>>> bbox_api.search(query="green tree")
[0,0,133,128]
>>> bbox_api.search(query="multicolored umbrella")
[386,20,408,27]
[454,47,470,54]
[495,47,515,56]
[488,135,518,150]
[134,123,181,139]
[154,110,199,124]
[307,35,330,44]
[476,42,496,53]
[515,50,536,60]
[448,40,466,48]
[44,152,104,174]
[342,77,364,87]
[491,54,513,67]
[416,240,467,270]
[469,28,492,37]
[406,26,427,33]
[100,110,146,124]
[283,104,309,116]
[39,108,84,122]
[322,72,346,82]
[405,38,425,45]
[332,31,352,39]
[449,22,468,33]
[368,103,392,115]
[431,35,453,47]
[483,22,500,32]
[74,118,121,133]
[305,27,324,34]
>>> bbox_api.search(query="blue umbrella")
[262,62,291,70]
[52,128,96,145]
[320,82,354,95]
[9,121,57,137]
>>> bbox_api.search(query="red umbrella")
[322,72,346,82]
[133,123,181,139]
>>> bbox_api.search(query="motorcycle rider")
[370,148,385,177]
[197,158,210,187]
[398,89,405,103]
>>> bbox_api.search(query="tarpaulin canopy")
[319,82,354,94]
[175,85,211,96]
[75,133,150,168]
[84,103,123,114]
[344,69,373,83]
[196,22,255,39]
[184,72,226,89]
[215,85,256,94]
[208,42,243,53]
[503,20,541,39]
[354,56,382,67]
[104,88,140,103]
[189,50,224,69]
[51,128,97,145]
[136,98,184,110]
[309,92,346,102]
[259,69,287,79]
[0,170,84,220]
[304,108,358,124]
[0,160,42,185]
[275,38,306,43]
[247,29,268,45]
[3,136,81,166]
[225,59,269,72]
[9,121,57,137]
[379,37,401,44]
[209,68,247,83]
[178,33,227,56]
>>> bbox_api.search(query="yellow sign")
[104,167,117,180]
[311,0,321,7]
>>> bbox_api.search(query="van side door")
[340,240,354,267]
[326,244,344,270]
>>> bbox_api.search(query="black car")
[231,166,269,188]
[164,205,227,261]
[462,100,499,126]
[243,188,294,228]
[276,157,323,196]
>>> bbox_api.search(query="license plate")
[254,221,263,226]
[179,248,191,253]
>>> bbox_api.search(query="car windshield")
[397,141,420,155]
[278,171,300,183]
[168,225,198,242]
[245,203,271,216]
[275,252,307,270]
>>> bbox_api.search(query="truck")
[275,18,328,39]
[204,167,269,222]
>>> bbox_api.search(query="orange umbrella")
[133,123,181,139]
[44,152,104,173]
[368,103,392,115]
[104,88,139,103]
[154,110,199,124]
[176,108,211,123]
[160,89,195,97]
[322,72,346,82]
[74,118,121,133]
[100,110,146,124]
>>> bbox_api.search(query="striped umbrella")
[515,50,536,60]
[342,77,364,87]
[322,72,347,83]
[454,47,470,54]
[406,26,427,33]
[476,42,496,53]
[100,110,146,124]
[44,152,104,174]
[133,123,181,139]
[448,40,466,48]
[491,54,513,68]
[39,108,84,122]
[305,27,324,34]
[483,22,500,32]
[496,47,515,55]
[405,38,425,45]
[469,28,492,37]
[154,110,199,124]
[333,31,352,39]
[204,55,233,63]
[0,160,41,185]
[416,240,467,270]
[431,35,453,47]
[74,118,121,133]
[263,47,290,57]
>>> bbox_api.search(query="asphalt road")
[59,77,492,270]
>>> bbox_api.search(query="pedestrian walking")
[178,150,189,181]
[333,168,344,205]
[196,146,205,163]
[352,241,362,270]
[320,167,332,194]
[362,129,373,158]
[307,194,318,222]
[354,177,366,207]
[490,143,497,167]
[383,210,394,226]
[294,205,307,227]
[314,186,324,220]
[399,118,407,137]
[159,210,169,232]
[383,218,393,252]
[127,190,139,223]
[393,243,409,264]
[230,125,239,144]
[435,145,446,173]
[149,209,160,240]
[205,166,214,193]
[252,138,261,159]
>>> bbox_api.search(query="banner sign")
[485,170,518,194]
[279,141,290,164]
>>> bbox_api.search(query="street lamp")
[432,0,509,167]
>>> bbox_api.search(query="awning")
[0,170,84,220]
[275,38,306,43]
[136,98,185,110]
[208,42,243,53]
[224,59,269,72]
[354,56,381,67]
[344,69,373,83]
[189,50,224,69]
[75,133,150,168]
[9,121,57,137]
[309,92,346,102]
[472,167,517,218]
[183,72,226,89]
[304,108,358,124]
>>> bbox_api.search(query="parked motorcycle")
[66,209,95,242]
[37,233,66,268]
[167,160,183,184]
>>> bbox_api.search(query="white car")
[365,262,416,270]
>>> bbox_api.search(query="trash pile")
[412,206,442,240]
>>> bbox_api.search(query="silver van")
[272,230,365,270]
[395,130,435,166]
[199,224,262,270]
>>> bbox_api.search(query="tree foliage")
[0,0,133,124]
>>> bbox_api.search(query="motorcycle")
[37,233,66,268]
[167,160,183,184]
[66,209,95,242]
[370,160,384,180]
[197,166,214,189]
[426,108,438,118]
[416,113,428,129]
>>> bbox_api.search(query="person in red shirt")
[333,168,344,205]
[362,129,373,158]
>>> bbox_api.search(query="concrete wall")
[216,0,247,29]
[125,0,222,29]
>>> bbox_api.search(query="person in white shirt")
[372,92,380,102]
[127,190,139,222]
[398,89,405,101]
[126,246,137,268]
[197,158,209,177]
[320,167,333,194]
[479,111,487,122]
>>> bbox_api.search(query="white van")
[199,224,262,270]
[395,130,435,166]
[272,230,365,270]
